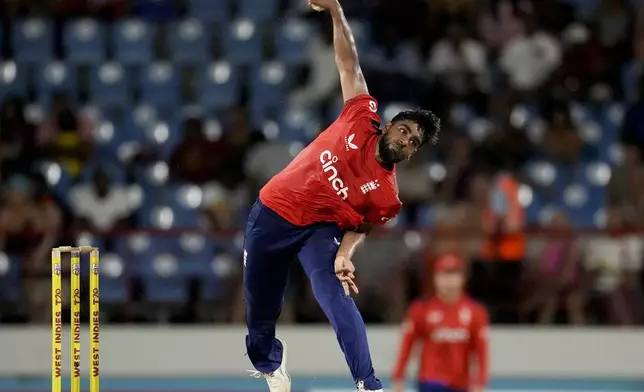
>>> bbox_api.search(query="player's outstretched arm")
[309,0,369,102]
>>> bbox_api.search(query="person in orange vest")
[474,171,526,322]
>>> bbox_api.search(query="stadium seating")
[64,19,105,65]
[0,0,628,308]
[12,19,53,63]
[114,19,155,65]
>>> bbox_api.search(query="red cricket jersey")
[392,296,489,390]
[260,94,402,229]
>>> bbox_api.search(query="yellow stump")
[51,249,62,392]
[71,250,82,392]
[90,248,100,392]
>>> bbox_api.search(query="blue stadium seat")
[0,254,21,302]
[114,19,154,65]
[64,19,105,64]
[136,254,189,303]
[416,204,437,227]
[12,19,53,63]
[276,19,314,65]
[238,0,277,21]
[98,254,130,304]
[250,62,291,120]
[75,232,106,251]
[137,202,200,229]
[115,234,154,261]
[92,118,130,161]
[199,62,240,110]
[168,19,210,64]
[178,234,216,268]
[0,61,27,100]
[223,19,262,65]
[277,105,321,143]
[187,0,229,21]
[119,105,161,145]
[134,162,170,195]
[36,62,77,105]
[561,183,602,228]
[347,19,371,52]
[327,98,345,124]
[144,237,182,255]
[39,161,73,200]
[139,118,183,159]
[200,253,233,300]
[140,62,180,107]
[90,63,130,108]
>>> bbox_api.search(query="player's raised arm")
[309,0,368,102]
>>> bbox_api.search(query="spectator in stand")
[219,108,265,191]
[540,101,584,166]
[499,9,562,97]
[621,74,644,157]
[594,0,633,64]
[88,0,126,21]
[479,0,524,52]
[289,29,338,109]
[520,211,585,325]
[396,154,433,226]
[426,0,479,39]
[0,97,38,180]
[0,175,41,256]
[435,135,478,203]
[588,0,634,100]
[37,93,93,179]
[169,117,222,185]
[473,170,526,323]
[427,24,488,114]
[68,167,135,233]
[608,145,644,227]
[6,175,63,324]
[557,23,608,101]
[584,208,644,325]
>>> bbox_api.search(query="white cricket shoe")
[249,336,291,392]
[356,381,383,392]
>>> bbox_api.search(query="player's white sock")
[248,336,291,392]
[355,380,383,392]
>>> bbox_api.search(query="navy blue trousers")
[243,200,382,390]
[418,381,466,392]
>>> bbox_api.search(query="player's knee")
[310,270,349,308]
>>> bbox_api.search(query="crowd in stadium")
[0,0,643,326]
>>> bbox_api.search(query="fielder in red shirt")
[242,1,441,392]
[392,254,489,392]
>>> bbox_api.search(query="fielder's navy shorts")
[418,381,466,392]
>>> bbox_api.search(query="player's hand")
[308,0,340,13]
[334,255,358,295]
[392,380,404,392]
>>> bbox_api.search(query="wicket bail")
[51,246,100,392]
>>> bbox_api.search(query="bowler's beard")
[377,135,404,165]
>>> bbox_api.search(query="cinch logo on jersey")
[432,327,469,342]
[320,150,349,200]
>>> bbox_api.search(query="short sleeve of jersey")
[365,201,402,226]
[339,94,381,124]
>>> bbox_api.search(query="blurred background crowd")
[0,0,644,326]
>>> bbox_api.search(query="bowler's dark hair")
[391,109,441,146]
